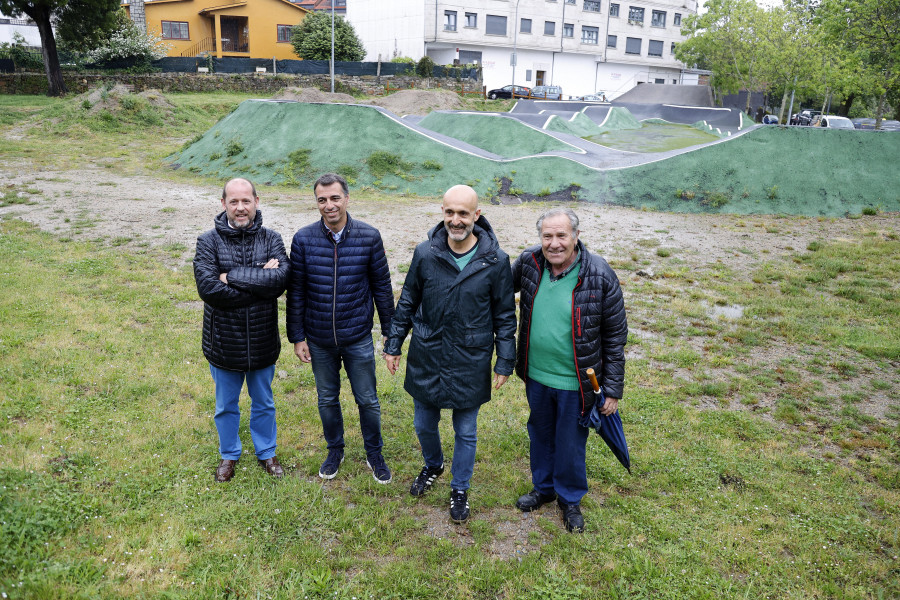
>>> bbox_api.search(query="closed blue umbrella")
[579,368,631,473]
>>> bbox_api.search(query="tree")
[819,0,900,127]
[675,0,772,112]
[290,11,365,62]
[85,11,170,70]
[0,0,120,96]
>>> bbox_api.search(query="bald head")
[442,184,481,250]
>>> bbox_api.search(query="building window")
[563,23,574,37]
[444,10,457,31]
[625,36,641,54]
[654,78,665,83]
[521,18,532,33]
[609,3,620,17]
[566,0,576,4]
[161,21,189,40]
[651,10,666,27]
[276,24,292,43]
[674,13,682,26]
[465,12,477,28]
[671,42,676,53]
[486,15,507,35]
[607,34,617,48]
[648,39,663,56]
[544,21,556,35]
[584,0,601,11]
[582,26,599,44]
[628,6,644,25]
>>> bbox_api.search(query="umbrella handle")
[586,368,601,393]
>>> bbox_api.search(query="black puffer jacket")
[194,211,290,372]
[385,216,517,409]
[512,241,627,415]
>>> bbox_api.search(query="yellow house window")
[162,21,190,40]
[277,25,293,43]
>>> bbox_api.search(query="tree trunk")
[777,88,789,125]
[32,7,66,97]
[838,92,855,117]
[875,92,886,130]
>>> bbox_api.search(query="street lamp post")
[330,0,335,93]
[511,0,520,93]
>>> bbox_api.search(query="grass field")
[0,91,898,599]
[585,122,720,152]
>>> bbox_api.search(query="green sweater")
[527,265,580,390]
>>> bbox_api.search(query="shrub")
[415,56,435,78]
[367,150,413,178]
[422,160,442,170]
[861,206,878,216]
[766,185,778,200]
[225,139,244,157]
[391,56,415,64]
[85,13,171,68]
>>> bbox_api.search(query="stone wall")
[0,72,485,96]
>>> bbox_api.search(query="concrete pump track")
[174,97,900,217]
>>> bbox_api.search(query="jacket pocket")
[463,331,494,348]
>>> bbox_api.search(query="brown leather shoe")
[258,456,284,478]
[215,459,237,482]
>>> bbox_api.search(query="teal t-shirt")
[449,243,477,271]
[527,264,581,390]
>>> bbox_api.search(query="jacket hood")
[427,215,499,257]
[214,209,264,237]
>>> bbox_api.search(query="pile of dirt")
[76,84,174,114]
[371,89,463,116]
[272,87,358,104]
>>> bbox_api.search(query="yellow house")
[124,0,308,60]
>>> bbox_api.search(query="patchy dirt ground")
[272,87,464,116]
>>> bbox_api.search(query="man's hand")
[385,354,401,375]
[294,341,311,363]
[219,272,228,284]
[263,258,279,269]
[493,374,509,390]
[600,397,619,416]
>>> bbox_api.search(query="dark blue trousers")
[525,378,590,505]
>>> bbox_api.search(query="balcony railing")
[179,37,249,57]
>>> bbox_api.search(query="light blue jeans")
[413,399,480,491]
[307,337,383,456]
[209,363,277,461]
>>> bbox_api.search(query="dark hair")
[313,173,349,197]
[222,177,257,200]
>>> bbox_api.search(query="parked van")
[530,85,563,100]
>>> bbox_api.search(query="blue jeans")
[209,363,277,461]
[413,399,480,491]
[308,336,383,456]
[525,379,590,505]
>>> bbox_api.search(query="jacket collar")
[214,210,263,237]
[427,215,498,259]
[319,213,354,242]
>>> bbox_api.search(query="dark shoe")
[258,456,284,478]
[515,489,558,512]
[449,489,470,524]
[558,500,585,533]
[410,464,444,497]
[215,459,237,482]
[318,449,344,480]
[366,452,392,484]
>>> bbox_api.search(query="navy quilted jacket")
[285,215,395,347]
[193,211,290,372]
[512,240,628,414]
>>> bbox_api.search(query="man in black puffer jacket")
[385,184,517,524]
[194,178,290,483]
[286,173,395,485]
[511,207,627,533]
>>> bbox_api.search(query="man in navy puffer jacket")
[286,173,395,484]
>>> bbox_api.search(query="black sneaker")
[366,452,392,484]
[449,489,470,523]
[318,449,344,480]
[409,464,444,497]
[558,500,585,533]
[515,489,558,512]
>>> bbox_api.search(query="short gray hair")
[536,207,579,236]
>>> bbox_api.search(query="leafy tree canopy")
[291,11,365,62]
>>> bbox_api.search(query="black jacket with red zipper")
[511,240,628,415]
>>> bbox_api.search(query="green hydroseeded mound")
[172,100,900,216]
[417,111,580,157]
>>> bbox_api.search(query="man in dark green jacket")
[384,185,517,524]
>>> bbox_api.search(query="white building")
[0,12,41,46]
[347,0,698,100]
